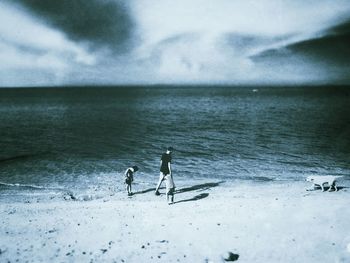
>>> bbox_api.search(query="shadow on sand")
[307,186,348,192]
[174,193,209,204]
[133,188,156,195]
[132,181,224,202]
[172,181,224,204]
[175,181,225,194]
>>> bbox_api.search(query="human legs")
[126,183,132,196]
[155,172,165,195]
[164,174,175,204]
[166,188,174,204]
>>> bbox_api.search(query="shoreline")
[1,180,350,262]
[0,177,330,203]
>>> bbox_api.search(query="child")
[124,166,139,196]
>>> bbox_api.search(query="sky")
[1,0,350,87]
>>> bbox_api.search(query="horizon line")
[1,83,350,90]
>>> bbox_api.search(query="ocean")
[1,86,349,200]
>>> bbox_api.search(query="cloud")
[1,0,350,86]
[11,0,134,52]
[133,0,350,42]
[250,19,350,84]
[0,2,95,86]
[131,0,350,84]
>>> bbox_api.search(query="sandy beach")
[2,0,350,262]
[1,180,350,263]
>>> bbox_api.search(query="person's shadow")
[174,193,209,204]
[175,181,224,194]
[133,181,224,205]
[133,188,156,195]
[173,181,224,204]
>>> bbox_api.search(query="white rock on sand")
[1,180,350,262]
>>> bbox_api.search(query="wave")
[0,180,123,202]
[0,181,64,191]
[0,152,50,164]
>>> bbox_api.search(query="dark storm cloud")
[288,33,350,67]
[12,0,134,51]
[251,20,350,83]
[251,32,350,67]
[327,19,350,35]
[222,33,295,56]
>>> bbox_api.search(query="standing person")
[155,147,174,197]
[124,166,139,196]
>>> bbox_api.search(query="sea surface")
[1,86,349,200]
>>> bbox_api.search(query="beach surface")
[1,180,350,263]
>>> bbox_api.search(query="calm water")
[1,86,349,198]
